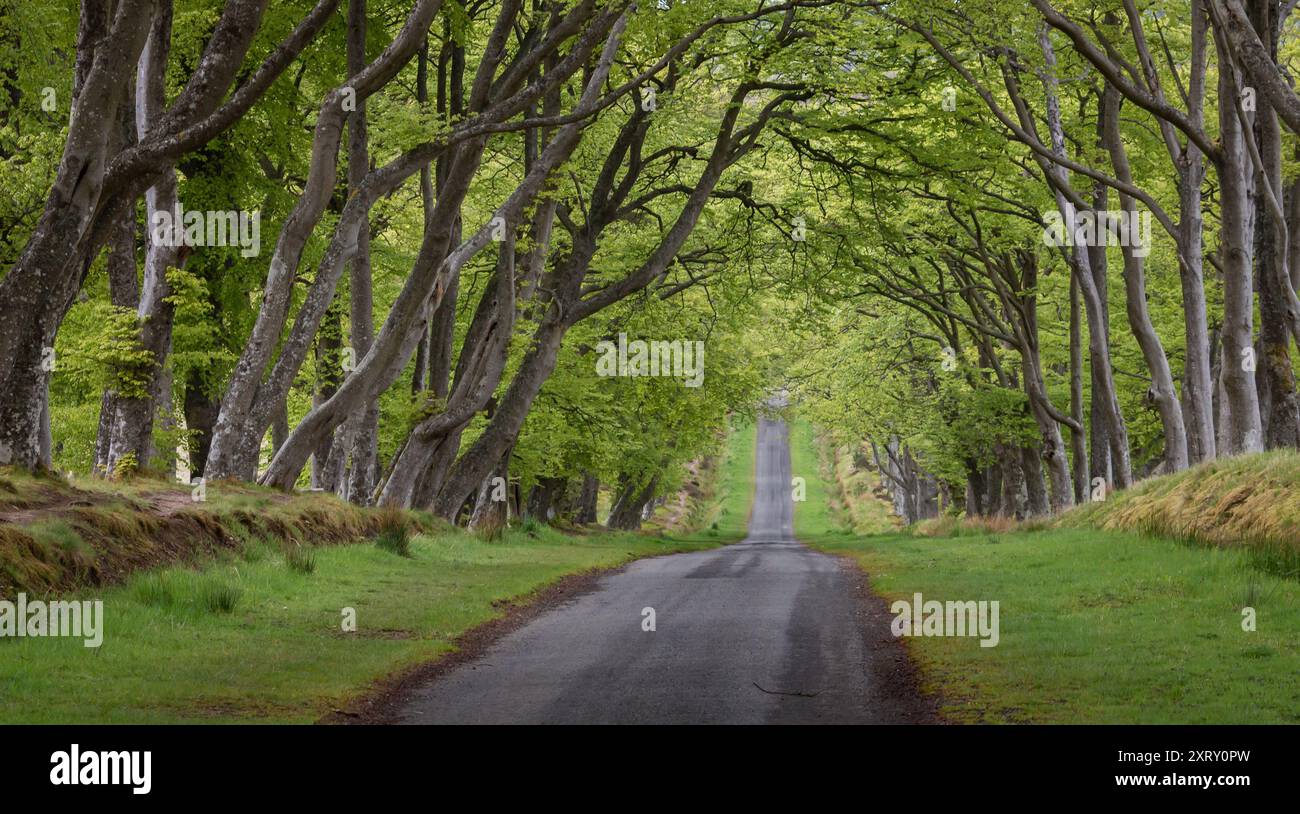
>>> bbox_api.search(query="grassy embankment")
[644,420,757,537]
[788,421,896,536]
[0,429,756,723]
[791,422,1300,724]
[709,419,758,539]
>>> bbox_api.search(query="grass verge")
[792,426,1300,723]
[702,418,757,540]
[0,524,716,723]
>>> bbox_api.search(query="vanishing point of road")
[393,418,933,724]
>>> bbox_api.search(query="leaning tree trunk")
[1007,250,1074,511]
[0,0,330,470]
[0,0,154,468]
[1034,30,1134,488]
[1102,85,1190,472]
[431,317,567,519]
[607,474,657,531]
[204,0,444,481]
[241,2,625,487]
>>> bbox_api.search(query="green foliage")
[56,302,156,399]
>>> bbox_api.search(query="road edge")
[827,550,950,724]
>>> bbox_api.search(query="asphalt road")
[394,417,927,724]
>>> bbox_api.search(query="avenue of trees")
[791,0,1300,521]
[5,0,1300,527]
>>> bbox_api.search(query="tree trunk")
[575,472,599,524]
[607,474,657,531]
[1068,273,1089,502]
[1102,85,1190,471]
[1021,445,1050,517]
[343,0,378,503]
[106,4,185,476]
[526,476,567,521]
[1216,34,1265,454]
[95,204,141,475]
[183,368,219,478]
[311,306,343,491]
[0,0,154,468]
[204,0,444,481]
[996,442,1026,519]
[0,0,329,470]
[1248,0,1299,449]
[1033,30,1134,487]
[432,317,566,519]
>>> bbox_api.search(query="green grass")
[1060,449,1300,580]
[825,438,900,534]
[792,427,1300,724]
[26,519,92,557]
[283,545,316,574]
[707,419,757,539]
[0,428,761,724]
[789,420,841,539]
[0,525,716,723]
[374,509,412,557]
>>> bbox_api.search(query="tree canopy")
[5,0,1300,528]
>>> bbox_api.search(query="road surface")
[394,417,928,724]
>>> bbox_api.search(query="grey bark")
[1031,31,1134,488]
[95,189,140,475]
[1068,272,1089,502]
[343,0,379,503]
[106,0,184,476]
[1246,0,1299,448]
[575,472,599,524]
[261,5,631,490]
[1101,84,1190,471]
[0,0,336,469]
[1215,27,1266,454]
[0,0,154,468]
[205,0,447,480]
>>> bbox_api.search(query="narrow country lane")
[393,418,932,724]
